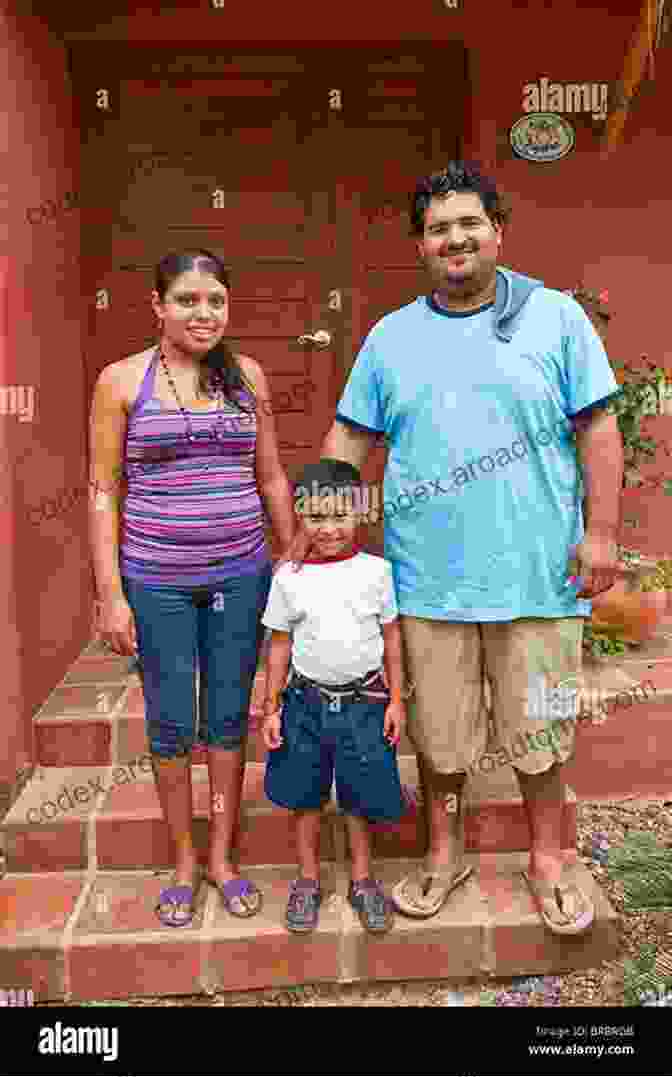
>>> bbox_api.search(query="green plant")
[608,357,666,472]
[617,549,671,591]
[618,546,646,568]
[567,285,672,521]
[640,564,667,591]
[608,831,672,911]
[582,624,628,657]
[622,944,672,1006]
[479,989,498,1006]
[607,356,672,517]
[655,558,672,588]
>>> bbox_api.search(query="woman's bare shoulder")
[98,347,156,410]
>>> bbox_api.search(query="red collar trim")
[302,547,361,565]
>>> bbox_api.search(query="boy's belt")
[288,666,390,708]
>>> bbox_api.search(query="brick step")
[3,757,576,874]
[0,853,619,1002]
[34,630,672,804]
[32,657,264,768]
[33,657,420,767]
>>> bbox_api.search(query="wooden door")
[76,48,464,553]
[333,56,464,548]
[81,72,337,490]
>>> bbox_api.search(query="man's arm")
[573,406,624,538]
[320,419,380,471]
[572,406,623,596]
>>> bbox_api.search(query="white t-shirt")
[261,552,399,684]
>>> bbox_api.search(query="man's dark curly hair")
[410,161,511,236]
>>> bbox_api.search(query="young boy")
[260,458,408,934]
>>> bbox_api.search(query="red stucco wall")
[465,4,672,558]
[2,8,89,790]
[485,18,672,372]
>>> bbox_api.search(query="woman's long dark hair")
[154,249,256,411]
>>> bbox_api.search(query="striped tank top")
[120,349,269,587]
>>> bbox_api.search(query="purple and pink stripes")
[120,350,269,586]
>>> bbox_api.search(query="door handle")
[297,329,332,348]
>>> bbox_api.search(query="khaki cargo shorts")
[399,615,584,777]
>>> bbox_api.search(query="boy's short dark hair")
[288,458,366,572]
[293,458,363,503]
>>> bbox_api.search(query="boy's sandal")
[206,874,263,918]
[155,871,201,928]
[392,861,473,919]
[348,878,395,934]
[521,869,595,936]
[286,878,322,933]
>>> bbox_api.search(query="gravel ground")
[23,795,670,1009]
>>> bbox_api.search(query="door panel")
[84,76,335,498]
[348,84,460,351]
[336,72,462,549]
[78,49,464,555]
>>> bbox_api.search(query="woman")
[88,249,295,926]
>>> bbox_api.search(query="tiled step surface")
[16,629,671,884]
[0,852,619,1002]
[3,757,577,874]
[2,633,629,1001]
[36,654,419,767]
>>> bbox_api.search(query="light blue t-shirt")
[336,276,620,622]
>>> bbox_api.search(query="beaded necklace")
[158,349,226,442]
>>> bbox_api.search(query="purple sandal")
[206,875,263,918]
[155,884,198,928]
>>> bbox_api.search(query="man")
[320,161,623,934]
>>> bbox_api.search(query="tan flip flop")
[392,861,473,918]
[521,869,595,936]
[393,784,472,918]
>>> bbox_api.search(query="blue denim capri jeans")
[122,565,272,758]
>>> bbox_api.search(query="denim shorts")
[264,674,406,823]
[122,565,272,758]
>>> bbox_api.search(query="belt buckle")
[327,693,341,712]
